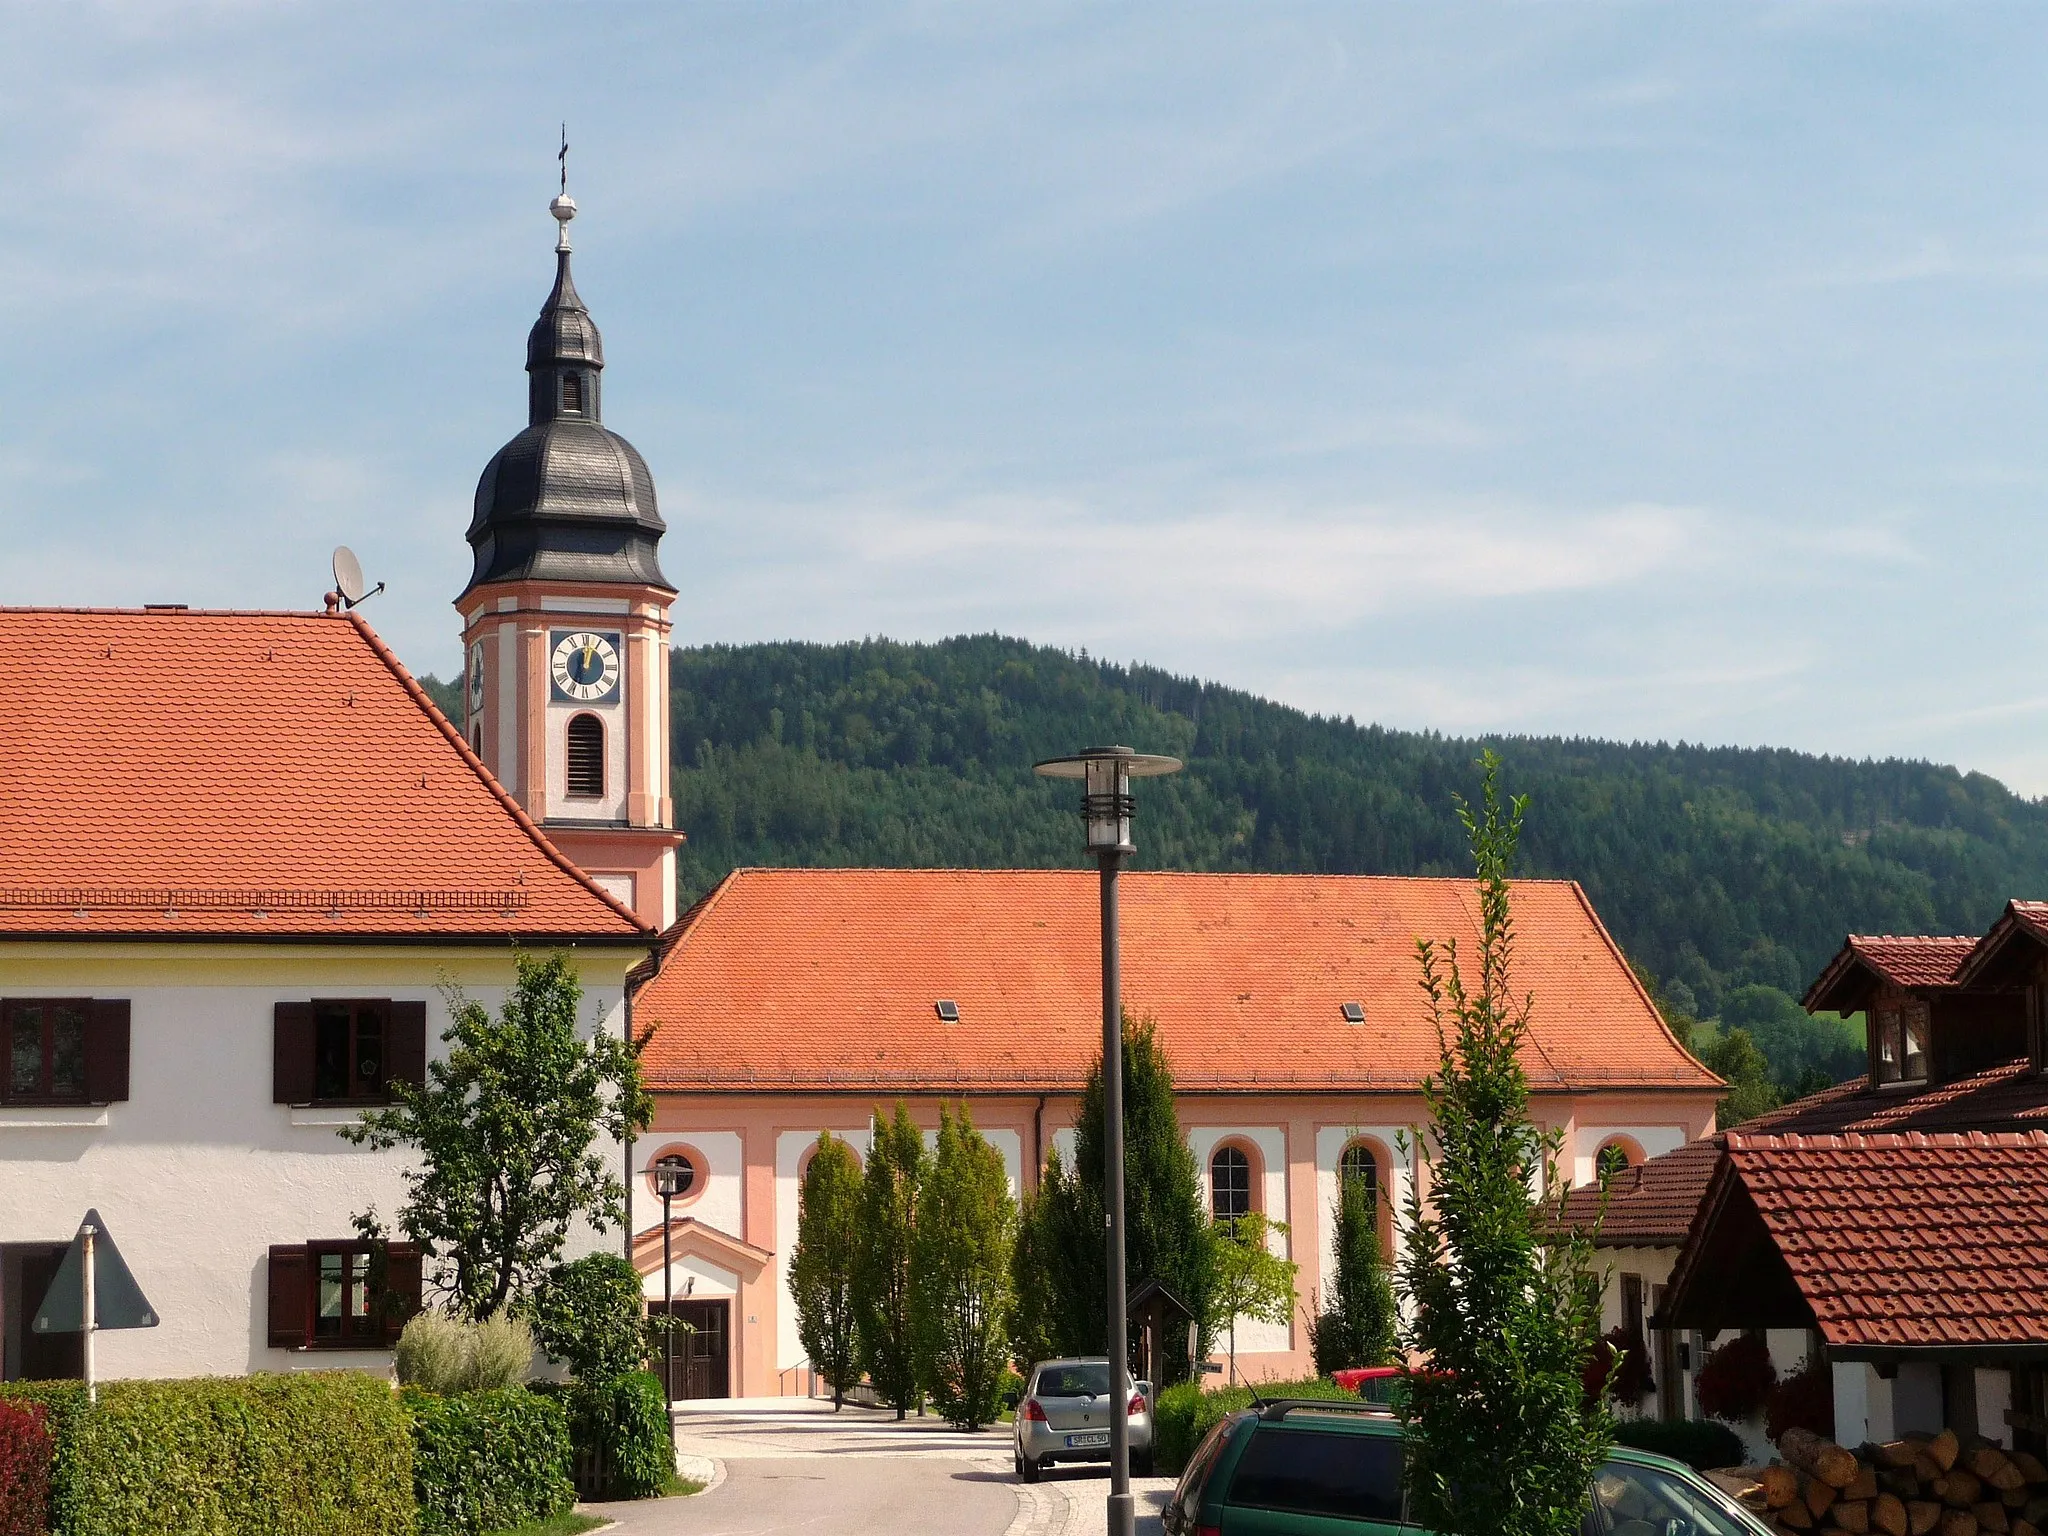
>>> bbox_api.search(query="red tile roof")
[1802,934,1980,1011]
[1953,901,2048,989]
[1726,1129,2048,1350]
[633,867,1721,1094]
[1558,1137,1726,1247]
[0,608,646,941]
[1559,1058,2048,1247]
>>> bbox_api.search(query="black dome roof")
[463,243,671,595]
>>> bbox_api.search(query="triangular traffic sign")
[31,1209,159,1333]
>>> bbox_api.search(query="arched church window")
[1339,1141,1381,1209]
[567,713,604,797]
[561,372,584,414]
[1210,1144,1252,1222]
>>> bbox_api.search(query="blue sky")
[9,6,2048,789]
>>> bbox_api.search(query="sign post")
[32,1209,159,1402]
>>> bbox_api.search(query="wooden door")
[652,1299,729,1400]
[17,1247,83,1381]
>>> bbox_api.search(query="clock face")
[549,630,622,703]
[466,641,486,717]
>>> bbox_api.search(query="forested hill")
[423,633,2048,1083]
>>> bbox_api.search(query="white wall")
[0,950,631,1380]
[1189,1126,1290,1357]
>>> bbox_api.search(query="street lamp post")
[651,1160,691,1452]
[1034,744,1183,1536]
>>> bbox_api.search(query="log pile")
[1740,1429,2048,1536]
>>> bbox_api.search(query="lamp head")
[1033,745,1182,855]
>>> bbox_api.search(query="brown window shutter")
[273,1002,315,1104]
[380,1243,424,1346]
[387,1002,427,1093]
[266,1246,310,1349]
[84,999,130,1104]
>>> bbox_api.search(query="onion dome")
[462,195,672,595]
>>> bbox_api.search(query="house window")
[314,1245,377,1344]
[561,372,584,414]
[314,1001,387,1104]
[273,1000,424,1108]
[6,1000,88,1104]
[567,713,605,797]
[1210,1144,1252,1222]
[1874,1002,1930,1086]
[266,1241,422,1351]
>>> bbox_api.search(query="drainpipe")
[1033,1094,1047,1185]
[623,989,635,1260]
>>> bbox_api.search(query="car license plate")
[1066,1432,1109,1449]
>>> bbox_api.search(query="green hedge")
[573,1373,669,1500]
[1154,1377,1360,1475]
[0,1374,413,1536]
[406,1387,573,1536]
[1610,1417,1747,1472]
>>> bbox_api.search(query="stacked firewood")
[1743,1429,2048,1536]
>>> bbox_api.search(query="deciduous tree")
[1397,753,1612,1536]
[1207,1211,1296,1387]
[344,951,648,1320]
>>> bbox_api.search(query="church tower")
[457,190,679,930]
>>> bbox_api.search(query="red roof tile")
[1728,1129,2048,1349]
[1560,1058,2048,1247]
[0,608,646,941]
[1954,901,2048,989]
[633,867,1720,1094]
[1802,934,1980,1011]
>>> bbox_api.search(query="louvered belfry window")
[561,372,584,414]
[567,713,605,797]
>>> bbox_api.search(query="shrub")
[43,1373,412,1536]
[562,1372,669,1501]
[0,1397,52,1536]
[1610,1417,1747,1472]
[407,1386,572,1536]
[1694,1334,1777,1424]
[1584,1324,1655,1409]
[397,1311,533,1395]
[0,1385,87,1536]
[527,1255,649,1383]
[1764,1354,1834,1443]
[1154,1377,1358,1475]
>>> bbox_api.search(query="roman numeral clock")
[550,630,622,702]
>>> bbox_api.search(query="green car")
[1159,1401,1773,1536]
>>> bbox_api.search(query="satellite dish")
[333,547,366,605]
[330,546,385,610]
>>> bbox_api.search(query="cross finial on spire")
[548,124,577,253]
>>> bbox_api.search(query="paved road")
[585,1397,1177,1536]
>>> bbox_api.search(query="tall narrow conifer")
[852,1102,926,1417]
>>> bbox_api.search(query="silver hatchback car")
[1011,1357,1154,1482]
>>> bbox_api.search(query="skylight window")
[934,1000,959,1023]
[1341,1002,1365,1024]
